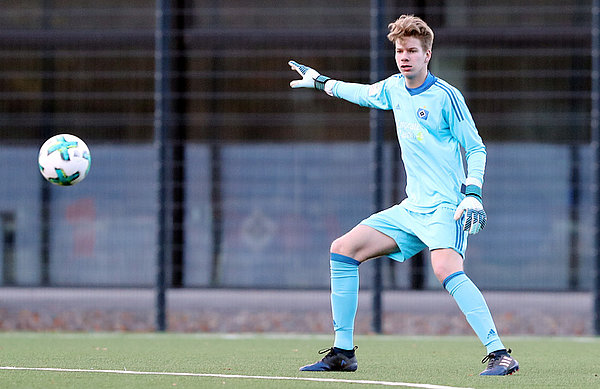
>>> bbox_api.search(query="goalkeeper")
[289,14,518,376]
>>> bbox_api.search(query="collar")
[405,72,437,96]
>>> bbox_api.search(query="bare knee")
[430,249,464,283]
[330,236,355,258]
[432,262,454,283]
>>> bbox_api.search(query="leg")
[431,248,505,353]
[431,249,518,375]
[425,205,518,376]
[329,225,398,351]
[299,225,398,372]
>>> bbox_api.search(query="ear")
[425,49,432,63]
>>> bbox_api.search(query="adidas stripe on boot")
[480,349,519,376]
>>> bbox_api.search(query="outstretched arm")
[288,60,393,110]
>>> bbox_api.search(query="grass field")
[0,332,599,389]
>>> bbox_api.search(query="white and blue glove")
[454,179,487,235]
[288,60,332,91]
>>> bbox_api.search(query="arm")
[288,60,393,110]
[448,91,487,234]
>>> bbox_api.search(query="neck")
[405,70,428,89]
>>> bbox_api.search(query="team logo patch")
[417,107,429,120]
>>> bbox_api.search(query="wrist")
[464,184,482,202]
[314,75,331,91]
[463,177,482,201]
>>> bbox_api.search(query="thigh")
[331,224,399,263]
[358,204,427,262]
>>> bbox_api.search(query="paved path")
[0,288,593,335]
[0,287,591,314]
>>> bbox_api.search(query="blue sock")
[330,253,360,350]
[443,271,505,354]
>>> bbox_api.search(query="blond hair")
[387,15,434,52]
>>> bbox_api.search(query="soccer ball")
[38,134,91,186]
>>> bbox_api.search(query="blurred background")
[0,0,596,335]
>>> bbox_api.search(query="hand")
[454,196,487,235]
[288,60,331,90]
[288,60,319,88]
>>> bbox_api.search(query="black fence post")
[592,0,600,336]
[370,0,385,334]
[154,0,172,332]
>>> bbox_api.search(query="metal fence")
[0,141,595,292]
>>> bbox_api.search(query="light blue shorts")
[360,203,467,262]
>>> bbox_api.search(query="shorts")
[360,202,468,262]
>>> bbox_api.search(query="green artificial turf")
[0,332,598,388]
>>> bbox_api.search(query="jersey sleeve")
[330,78,394,110]
[444,88,487,185]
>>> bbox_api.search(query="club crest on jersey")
[417,107,429,120]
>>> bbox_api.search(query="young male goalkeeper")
[288,14,518,376]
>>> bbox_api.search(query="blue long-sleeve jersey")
[330,72,486,212]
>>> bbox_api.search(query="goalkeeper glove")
[288,60,331,91]
[453,181,487,235]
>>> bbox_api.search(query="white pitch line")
[0,366,474,389]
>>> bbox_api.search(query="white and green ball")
[38,134,91,186]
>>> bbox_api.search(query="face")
[395,36,431,88]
